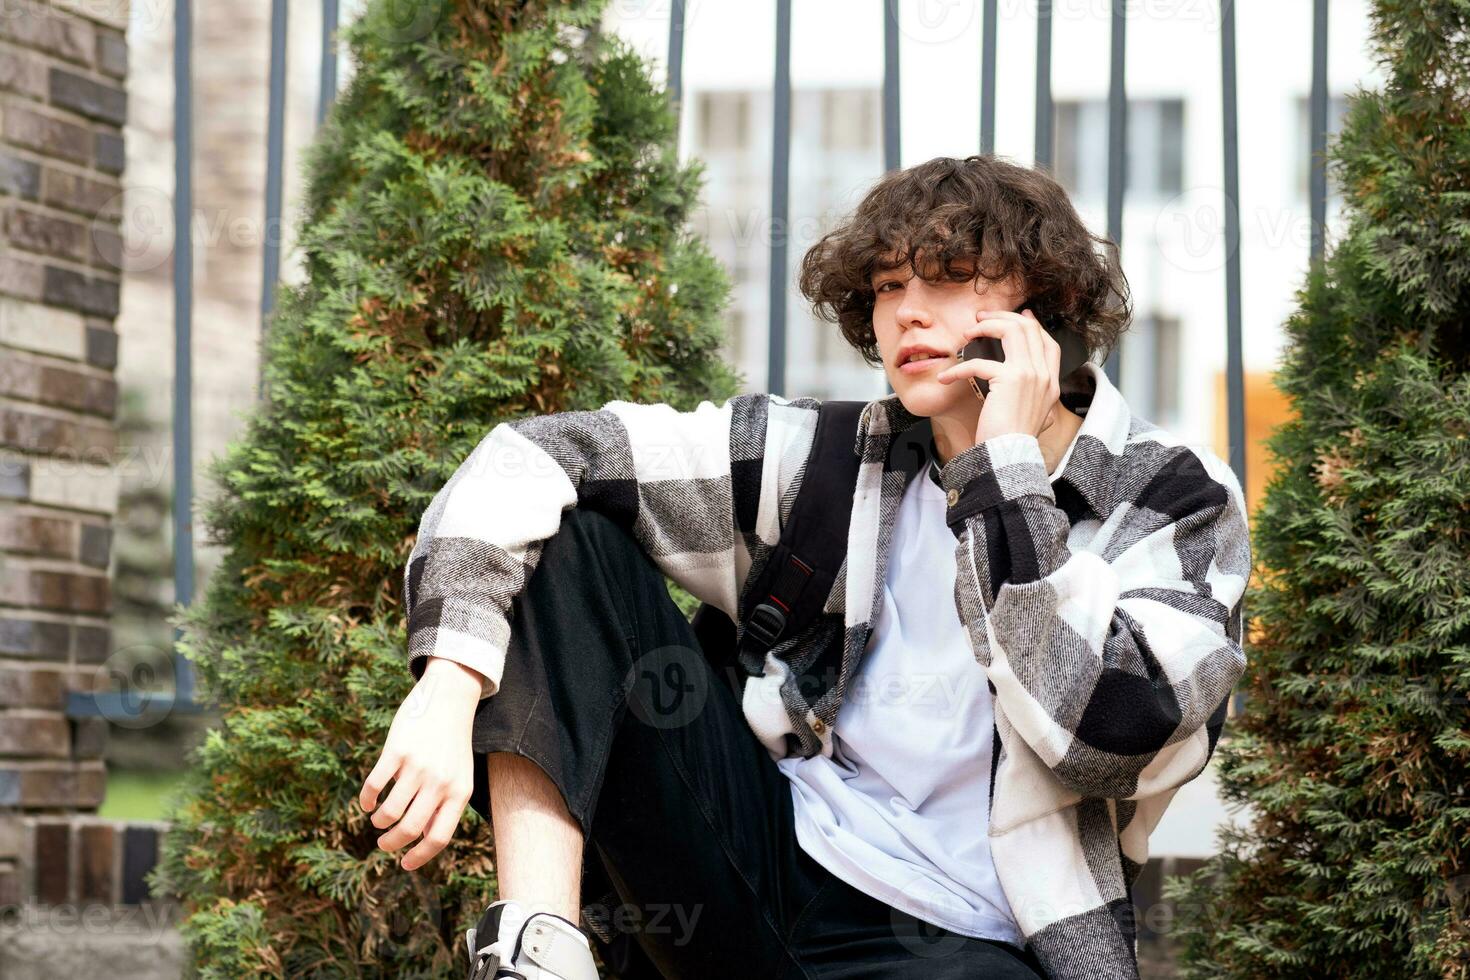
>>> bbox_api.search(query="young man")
[359,155,1251,980]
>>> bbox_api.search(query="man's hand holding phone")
[936,307,1062,445]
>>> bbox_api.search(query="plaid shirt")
[404,361,1251,979]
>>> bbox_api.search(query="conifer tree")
[1166,2,1470,977]
[150,1,738,974]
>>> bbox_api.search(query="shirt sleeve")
[937,431,1252,800]
[402,392,782,699]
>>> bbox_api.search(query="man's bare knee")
[488,753,575,817]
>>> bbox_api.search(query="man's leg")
[486,752,583,922]
[466,506,824,979]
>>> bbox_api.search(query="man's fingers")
[1035,317,1062,399]
[937,356,1004,383]
[967,311,1032,364]
[378,775,446,855]
[1015,310,1045,373]
[1013,311,1059,392]
[369,763,423,832]
[359,748,402,813]
[1028,310,1062,378]
[400,791,467,871]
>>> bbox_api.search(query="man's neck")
[1037,405,1085,475]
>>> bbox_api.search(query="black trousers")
[467,507,1046,980]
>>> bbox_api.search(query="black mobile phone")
[957,302,1090,398]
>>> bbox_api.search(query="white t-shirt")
[776,460,1024,946]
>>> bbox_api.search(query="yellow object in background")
[1215,371,1295,519]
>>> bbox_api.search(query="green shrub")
[1165,3,1470,977]
[149,2,739,975]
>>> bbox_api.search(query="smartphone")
[957,301,1090,398]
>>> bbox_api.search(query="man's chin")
[889,376,976,416]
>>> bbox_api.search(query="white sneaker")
[466,899,600,980]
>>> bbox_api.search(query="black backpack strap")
[735,399,866,669]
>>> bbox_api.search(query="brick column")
[0,0,129,900]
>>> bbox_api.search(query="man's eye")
[876,281,899,293]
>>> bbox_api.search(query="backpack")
[690,398,868,699]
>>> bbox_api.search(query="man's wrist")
[418,656,490,703]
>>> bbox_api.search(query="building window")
[1122,311,1182,426]
[690,85,886,399]
[820,89,877,151]
[698,90,750,153]
[726,306,746,364]
[1053,97,1185,201]
[1152,313,1180,424]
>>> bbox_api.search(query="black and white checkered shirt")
[404,361,1251,979]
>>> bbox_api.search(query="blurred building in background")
[610,0,1374,515]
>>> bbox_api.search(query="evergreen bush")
[1166,2,1470,977]
[149,1,739,974]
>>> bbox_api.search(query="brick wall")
[0,814,177,910]
[0,0,129,886]
[0,814,183,980]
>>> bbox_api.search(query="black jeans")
[467,507,1046,980]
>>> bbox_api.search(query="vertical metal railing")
[120,0,1349,718]
[666,0,686,128]
[1221,0,1246,490]
[980,0,998,155]
[882,1,900,173]
[1101,1,1125,388]
[767,0,792,397]
[881,0,900,397]
[171,0,196,708]
[258,0,289,407]
[1222,0,1248,721]
[1309,0,1329,266]
[319,0,340,127]
[1034,0,1052,169]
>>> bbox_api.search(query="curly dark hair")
[796,154,1132,369]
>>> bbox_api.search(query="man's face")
[870,252,1025,417]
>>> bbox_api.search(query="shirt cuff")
[937,432,1055,530]
[408,650,500,700]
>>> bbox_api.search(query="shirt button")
[811,717,827,736]
[946,488,960,507]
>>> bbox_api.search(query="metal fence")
[68,0,1337,719]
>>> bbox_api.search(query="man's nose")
[894,282,937,327]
